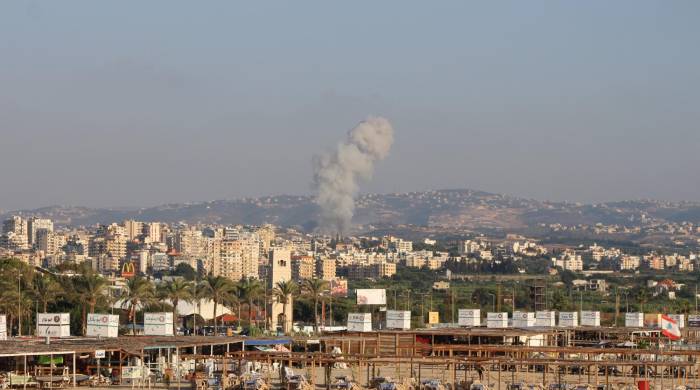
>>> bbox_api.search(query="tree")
[74,272,109,335]
[471,288,495,307]
[190,280,209,335]
[0,258,35,335]
[302,278,328,333]
[550,289,568,311]
[222,290,241,330]
[238,278,264,329]
[199,275,235,335]
[33,273,63,313]
[272,280,298,334]
[559,270,577,287]
[637,288,649,313]
[158,278,193,335]
[120,277,155,335]
[172,263,197,281]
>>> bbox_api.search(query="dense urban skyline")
[2,1,699,211]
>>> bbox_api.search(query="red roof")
[216,314,237,323]
[658,279,676,287]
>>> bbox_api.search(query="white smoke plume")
[313,116,394,234]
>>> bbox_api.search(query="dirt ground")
[90,364,695,390]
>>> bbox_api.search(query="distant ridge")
[2,189,700,231]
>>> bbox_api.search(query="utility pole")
[17,275,22,337]
[496,284,501,312]
[579,290,583,313]
[193,275,197,335]
[614,288,620,327]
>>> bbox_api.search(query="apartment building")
[315,257,336,281]
[292,255,315,281]
[28,217,53,246]
[36,229,65,256]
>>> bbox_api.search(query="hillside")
[2,190,700,232]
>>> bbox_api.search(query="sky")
[1,1,699,211]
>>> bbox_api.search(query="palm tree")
[190,280,209,335]
[0,258,34,336]
[238,278,264,329]
[637,288,649,313]
[222,289,241,331]
[157,278,193,335]
[33,273,63,313]
[74,272,109,335]
[0,288,32,336]
[272,280,298,334]
[302,278,328,333]
[199,275,235,336]
[120,277,155,335]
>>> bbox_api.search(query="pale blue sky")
[1,1,699,210]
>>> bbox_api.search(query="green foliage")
[172,263,198,281]
[550,289,570,311]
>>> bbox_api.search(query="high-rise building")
[36,229,65,256]
[269,248,292,331]
[217,240,244,280]
[315,257,336,281]
[2,216,28,250]
[143,222,162,243]
[255,225,275,256]
[151,252,170,271]
[3,216,27,235]
[90,223,127,260]
[174,228,207,259]
[292,255,315,281]
[123,220,143,241]
[213,238,260,280]
[28,217,53,246]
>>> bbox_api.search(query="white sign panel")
[458,309,481,327]
[356,289,386,305]
[86,314,119,338]
[144,312,173,324]
[37,313,70,325]
[625,312,644,328]
[95,350,106,359]
[0,315,6,340]
[559,312,578,327]
[512,312,535,328]
[689,314,700,327]
[347,313,372,332]
[386,310,411,330]
[486,312,508,328]
[535,311,556,327]
[144,312,174,336]
[36,313,71,337]
[581,311,601,327]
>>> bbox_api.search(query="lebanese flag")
[660,315,681,340]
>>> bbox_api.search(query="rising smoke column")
[313,116,394,234]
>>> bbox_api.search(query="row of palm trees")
[0,257,331,336]
[115,275,329,335]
